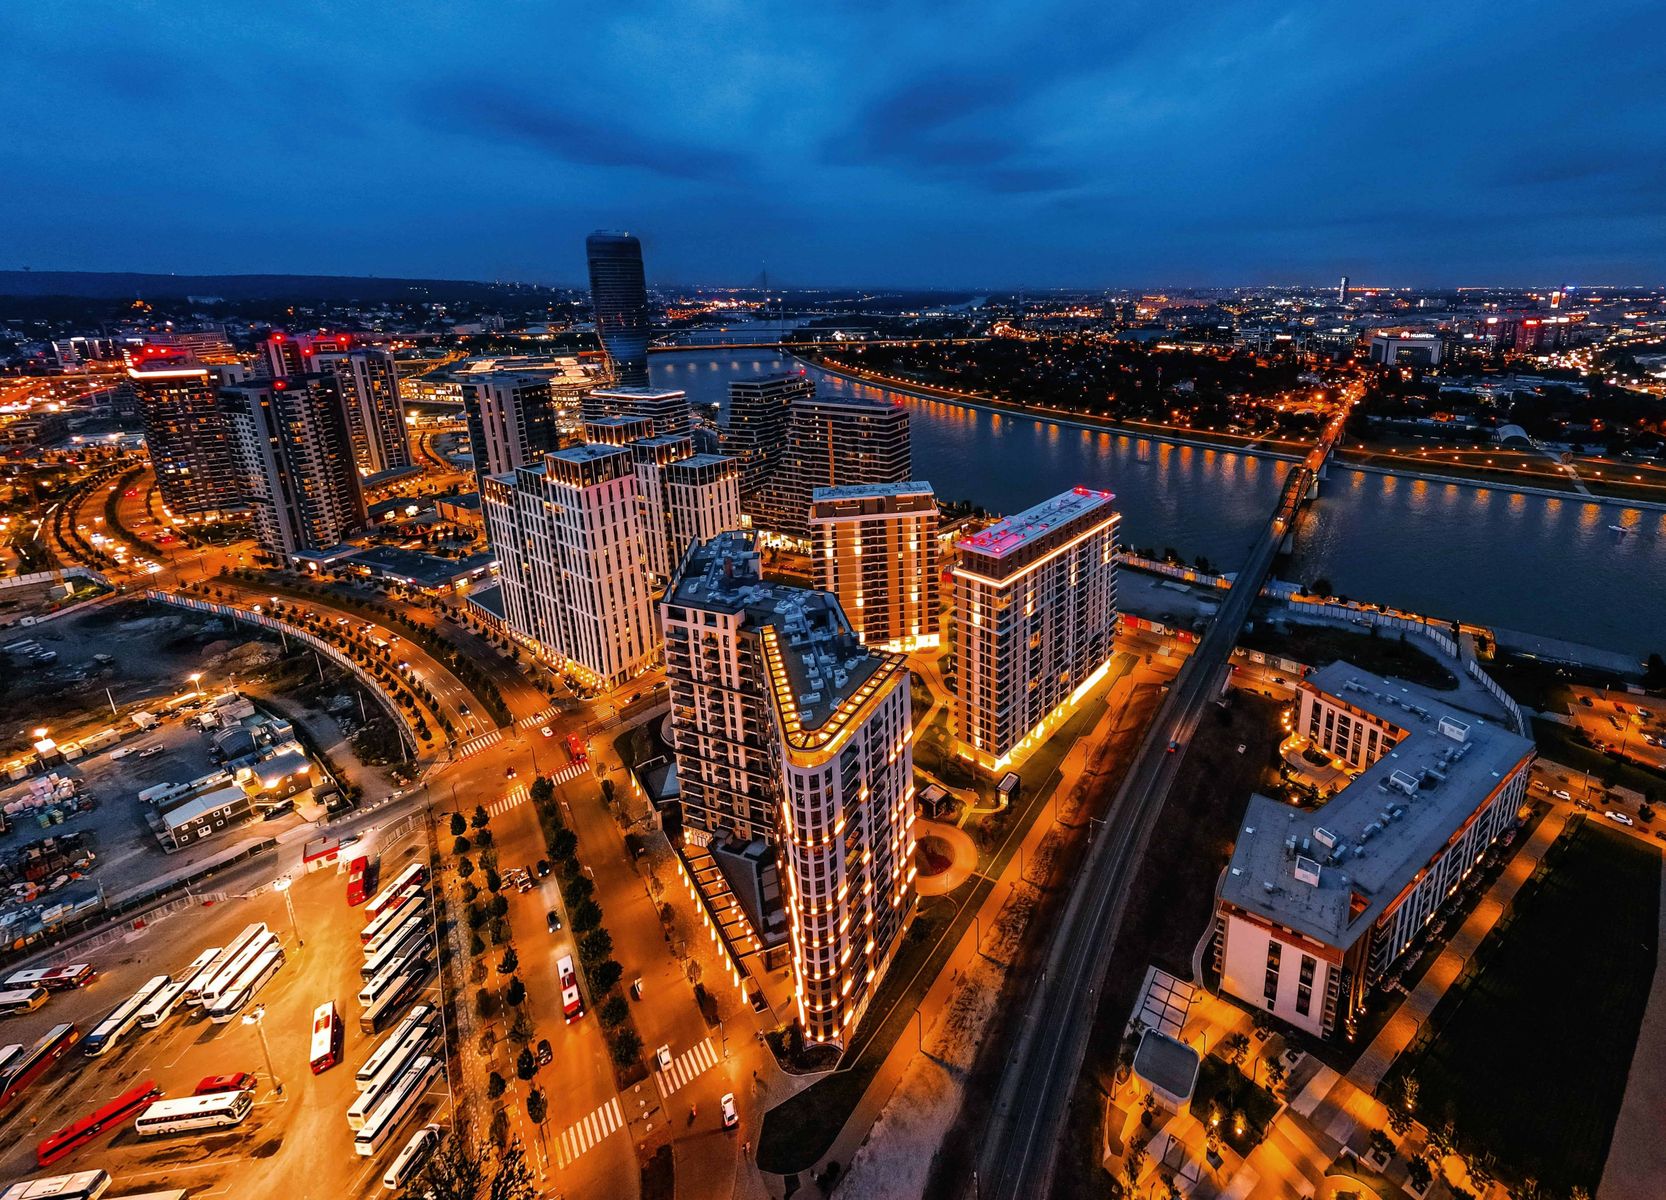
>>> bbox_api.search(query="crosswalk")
[516,705,562,730]
[654,1037,719,1098]
[557,1096,623,1166]
[456,728,504,758]
[486,785,527,818]
[549,760,589,787]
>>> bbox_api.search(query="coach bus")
[35,1080,162,1166]
[0,987,49,1016]
[84,976,171,1057]
[362,863,426,924]
[355,1004,433,1090]
[309,1001,343,1075]
[0,1024,81,1111]
[361,888,425,949]
[359,964,428,1035]
[346,1017,434,1129]
[353,1055,439,1156]
[363,901,429,962]
[207,946,284,1024]
[135,979,190,1030]
[0,1171,113,1200]
[362,916,429,979]
[169,947,223,1011]
[2,964,95,993]
[194,925,272,1009]
[133,1089,254,1138]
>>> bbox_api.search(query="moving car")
[1605,810,1635,827]
[535,860,551,878]
[1166,740,1179,753]
[1552,789,1573,801]
[721,1092,738,1130]
[546,910,562,934]
[656,1045,672,1071]
[505,767,517,779]
[535,1039,553,1067]
[540,726,554,738]
[138,746,165,759]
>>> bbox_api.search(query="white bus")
[384,1123,443,1191]
[207,946,284,1024]
[354,1056,439,1157]
[363,906,429,964]
[0,1170,113,1200]
[2,965,95,993]
[0,1043,25,1076]
[347,1018,434,1128]
[362,922,431,981]
[359,964,429,1035]
[358,956,422,1011]
[84,975,172,1057]
[173,947,224,1009]
[363,864,428,923]
[361,891,425,950]
[136,979,190,1029]
[133,1089,254,1137]
[196,926,273,1009]
[355,1005,433,1090]
[0,987,49,1016]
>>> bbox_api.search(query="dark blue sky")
[4,1,1663,288]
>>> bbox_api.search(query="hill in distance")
[0,270,558,302]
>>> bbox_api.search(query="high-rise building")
[479,444,656,688]
[581,386,691,439]
[310,347,411,476]
[128,357,243,522]
[810,482,939,653]
[754,394,912,539]
[1338,275,1350,305]
[625,434,694,581]
[583,415,655,447]
[586,231,651,388]
[222,375,366,557]
[664,454,742,570]
[722,373,814,499]
[953,488,1120,771]
[459,373,562,488]
[662,532,915,1046]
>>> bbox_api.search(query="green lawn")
[1386,820,1660,1194]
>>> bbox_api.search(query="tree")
[469,932,486,957]
[412,1127,487,1200]
[458,856,475,880]
[489,1109,510,1148]
[486,1071,506,1100]
[526,1088,547,1128]
[529,777,555,809]
[516,1047,536,1080]
[1311,577,1333,598]
[580,928,612,965]
[610,1027,642,1066]
[600,995,629,1028]
[509,1008,534,1044]
[498,947,519,976]
[591,959,623,993]
[488,893,509,919]
[565,874,594,905]
[485,868,502,894]
[476,988,500,1020]
[506,976,526,1007]
[571,899,604,932]
[450,812,467,838]
[473,805,491,830]
[453,836,472,855]
[551,828,578,860]
[488,1139,539,1200]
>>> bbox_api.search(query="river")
[649,349,1666,660]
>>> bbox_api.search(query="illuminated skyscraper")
[459,372,562,487]
[586,231,651,387]
[128,355,242,522]
[722,373,812,499]
[754,393,912,539]
[810,482,939,652]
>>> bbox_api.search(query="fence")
[145,589,419,755]
[1467,659,1529,737]
[0,565,110,592]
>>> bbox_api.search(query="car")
[1605,810,1635,827]
[546,909,562,934]
[194,1071,255,1095]
[630,977,645,1001]
[540,726,554,738]
[1552,788,1573,801]
[458,703,472,716]
[517,875,533,894]
[1166,739,1179,753]
[505,766,517,779]
[536,859,551,878]
[138,745,165,759]
[1654,831,1666,843]
[536,1039,553,1067]
[721,1092,739,1129]
[656,1044,673,1071]
[1579,696,1594,707]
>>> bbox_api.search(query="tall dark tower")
[586,231,651,387]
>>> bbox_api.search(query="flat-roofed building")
[581,386,692,439]
[460,372,562,487]
[753,394,911,539]
[810,482,939,652]
[1215,663,1534,1038]
[722,373,813,499]
[626,434,694,581]
[128,358,243,521]
[310,346,411,476]
[664,454,742,570]
[952,487,1119,771]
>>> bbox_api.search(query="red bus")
[363,863,427,924]
[309,1000,344,1074]
[36,1080,162,1166]
[557,955,584,1023]
[565,734,588,765]
[0,1024,81,1112]
[345,857,370,907]
[3,964,96,992]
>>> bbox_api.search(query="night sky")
[4,1,1663,288]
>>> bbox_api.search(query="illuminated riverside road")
[650,348,1666,659]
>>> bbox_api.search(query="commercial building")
[586,231,652,387]
[222,375,366,557]
[662,531,915,1045]
[722,373,814,498]
[664,454,742,569]
[128,357,243,521]
[952,488,1120,771]
[1368,332,1443,367]
[1215,663,1535,1038]
[753,394,912,539]
[459,372,562,487]
[810,482,939,652]
[581,386,692,439]
[480,444,657,688]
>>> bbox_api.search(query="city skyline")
[3,2,1665,287]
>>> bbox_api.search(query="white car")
[541,726,554,738]
[720,1092,738,1129]
[1552,789,1573,801]
[656,1044,672,1071]
[1605,810,1635,827]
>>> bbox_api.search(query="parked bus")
[36,1080,162,1166]
[355,1005,433,1090]
[384,1123,443,1191]
[2,964,95,993]
[363,901,429,961]
[361,889,424,948]
[207,946,284,1024]
[84,976,171,1057]
[362,916,429,978]
[346,856,370,907]
[195,925,272,1009]
[354,1056,439,1157]
[133,1089,254,1138]
[0,987,49,1015]
[136,979,190,1030]
[169,947,222,1009]
[358,964,428,1035]
[0,1170,112,1200]
[358,956,422,1011]
[0,1043,25,1077]
[347,1018,434,1128]
[362,864,426,924]
[309,1001,343,1075]
[557,955,584,1023]
[0,1024,81,1111]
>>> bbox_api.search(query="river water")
[650,349,1666,659]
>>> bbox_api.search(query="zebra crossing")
[549,759,589,787]
[557,1095,624,1166]
[456,728,503,758]
[654,1037,719,1098]
[486,785,527,818]
[516,705,562,730]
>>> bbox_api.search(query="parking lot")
[0,817,451,1199]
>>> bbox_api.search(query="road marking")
[516,705,563,730]
[457,729,504,758]
[488,785,528,818]
[549,760,588,787]
[653,1037,719,1097]
[557,1095,623,1166]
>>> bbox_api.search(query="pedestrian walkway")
[516,705,562,731]
[548,760,588,787]
[487,785,527,819]
[654,1037,719,1097]
[556,1095,623,1166]
[456,729,504,758]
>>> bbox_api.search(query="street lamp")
[274,876,303,947]
[242,1004,282,1095]
[188,672,203,696]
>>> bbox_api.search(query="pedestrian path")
[516,705,562,730]
[487,785,527,819]
[549,760,588,787]
[556,1095,623,1166]
[654,1037,719,1097]
[456,728,504,758]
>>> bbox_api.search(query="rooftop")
[588,386,688,401]
[1219,662,1535,948]
[811,480,935,501]
[548,442,631,465]
[957,486,1115,559]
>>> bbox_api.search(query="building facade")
[662,532,915,1045]
[626,433,694,581]
[222,375,366,557]
[586,231,651,388]
[664,454,742,570]
[1215,663,1535,1038]
[129,358,243,521]
[810,482,939,653]
[479,444,657,687]
[952,488,1119,771]
[722,373,814,499]
[581,386,691,439]
[460,372,563,487]
[311,347,411,476]
[753,394,912,539]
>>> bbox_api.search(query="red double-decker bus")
[36,1081,162,1166]
[0,1024,82,1112]
[345,856,370,907]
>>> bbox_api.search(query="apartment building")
[810,482,939,652]
[581,386,692,439]
[752,394,912,539]
[722,373,814,499]
[664,454,742,571]
[128,357,243,521]
[460,372,563,487]
[310,346,411,476]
